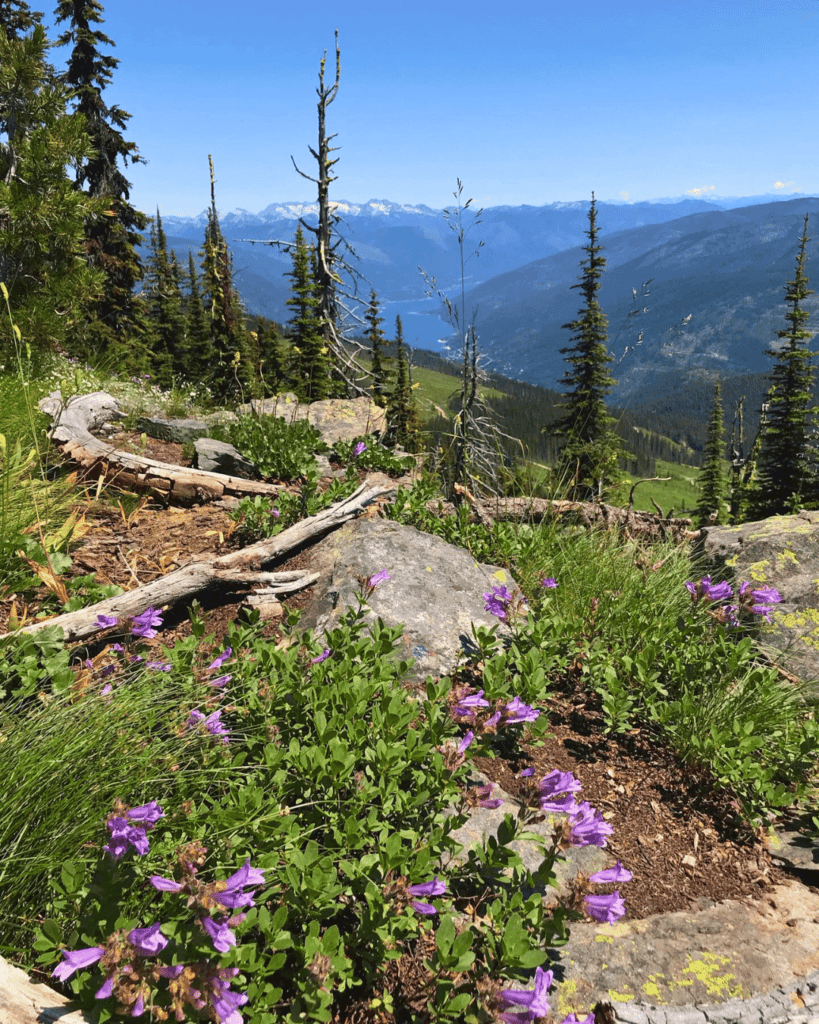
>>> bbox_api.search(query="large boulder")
[299,518,522,683]
[193,438,257,479]
[698,510,819,691]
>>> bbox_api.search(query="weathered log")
[426,494,699,543]
[38,391,282,504]
[2,483,390,642]
[0,953,92,1023]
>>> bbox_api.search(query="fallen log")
[426,494,699,543]
[38,391,282,505]
[2,482,390,643]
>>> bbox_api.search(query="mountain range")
[147,191,819,410]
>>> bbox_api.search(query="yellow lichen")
[778,549,799,567]
[679,952,746,999]
[595,934,614,944]
[608,989,636,1003]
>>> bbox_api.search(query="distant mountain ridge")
[146,191,819,410]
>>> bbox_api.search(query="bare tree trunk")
[2,482,390,642]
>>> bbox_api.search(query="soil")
[7,429,819,1023]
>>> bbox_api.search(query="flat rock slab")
[0,954,91,1023]
[299,517,522,682]
[546,881,819,1022]
[699,511,819,691]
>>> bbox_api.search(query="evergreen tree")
[54,0,148,360]
[553,193,622,500]
[285,225,331,400]
[254,316,286,395]
[142,210,184,388]
[696,382,728,525]
[364,289,389,406]
[0,1,41,41]
[0,24,105,357]
[747,214,815,518]
[200,155,251,403]
[387,315,419,450]
[180,249,214,386]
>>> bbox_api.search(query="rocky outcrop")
[193,438,256,478]
[699,510,819,691]
[298,517,522,683]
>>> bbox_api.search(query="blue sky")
[43,0,819,216]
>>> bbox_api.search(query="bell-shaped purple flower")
[569,801,613,848]
[52,946,105,982]
[202,915,237,953]
[589,859,633,884]
[498,965,553,1020]
[584,890,626,923]
[128,922,169,956]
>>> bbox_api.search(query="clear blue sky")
[43,0,819,216]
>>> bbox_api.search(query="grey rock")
[135,412,235,444]
[767,819,819,874]
[698,511,819,694]
[299,517,523,682]
[193,438,257,479]
[444,770,610,901]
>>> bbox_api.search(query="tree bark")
[3,482,390,642]
[39,391,283,505]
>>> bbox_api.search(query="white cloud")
[619,190,630,201]
[684,185,716,196]
[773,180,797,190]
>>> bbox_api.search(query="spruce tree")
[285,225,331,400]
[0,24,105,356]
[254,317,286,395]
[0,1,41,40]
[200,155,251,403]
[747,214,815,518]
[142,211,184,388]
[696,382,728,525]
[365,289,389,406]
[553,193,622,500]
[387,315,419,451]
[180,250,214,387]
[54,0,148,360]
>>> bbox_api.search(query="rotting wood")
[1,483,389,643]
[427,494,699,544]
[38,391,282,505]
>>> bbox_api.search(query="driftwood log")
[428,494,699,544]
[39,391,283,505]
[2,482,390,643]
[0,953,91,1024]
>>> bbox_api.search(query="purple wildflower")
[212,858,266,910]
[408,877,446,915]
[476,783,503,809]
[96,613,118,628]
[483,584,513,620]
[147,661,172,672]
[452,689,490,716]
[498,965,553,1022]
[207,647,232,672]
[150,875,183,892]
[310,648,331,665]
[559,1014,596,1024]
[457,730,475,755]
[95,974,115,1000]
[126,801,164,827]
[202,915,237,953]
[128,922,169,956]
[541,577,558,589]
[52,946,105,982]
[739,581,783,622]
[209,674,231,687]
[211,973,249,1024]
[369,570,391,587]
[584,890,626,923]
[538,769,582,814]
[353,441,367,456]
[702,577,733,602]
[187,709,230,744]
[271,508,280,518]
[130,606,163,639]
[157,965,186,979]
[104,818,150,859]
[569,801,613,848]
[589,860,633,884]
[504,696,540,724]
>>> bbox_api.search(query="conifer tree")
[0,24,105,356]
[0,1,41,41]
[696,382,728,524]
[54,0,148,360]
[180,249,215,386]
[200,155,250,403]
[747,214,815,518]
[254,317,286,395]
[285,225,331,400]
[365,289,389,406]
[387,314,419,451]
[553,193,622,500]
[142,211,184,388]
